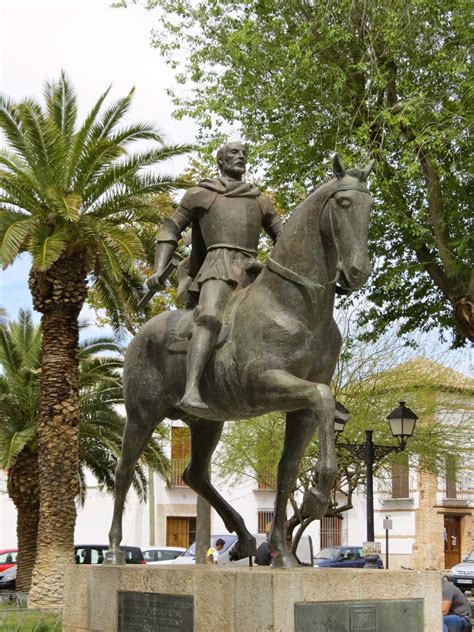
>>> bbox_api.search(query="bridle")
[266,182,370,295]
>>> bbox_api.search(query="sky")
[0,0,472,375]
[0,0,197,335]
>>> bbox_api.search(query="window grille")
[320,515,342,548]
[257,510,274,534]
[171,426,190,487]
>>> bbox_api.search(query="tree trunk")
[7,448,40,593]
[195,467,211,564]
[27,253,88,608]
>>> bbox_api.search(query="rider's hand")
[147,268,165,290]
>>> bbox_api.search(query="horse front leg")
[183,418,256,561]
[271,409,317,568]
[258,370,337,568]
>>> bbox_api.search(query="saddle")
[167,287,249,355]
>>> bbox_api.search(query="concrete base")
[63,565,443,631]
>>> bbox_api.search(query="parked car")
[74,545,145,565]
[447,550,474,593]
[313,546,384,569]
[141,546,186,564]
[0,549,18,573]
[171,534,314,567]
[0,564,17,590]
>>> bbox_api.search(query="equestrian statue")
[106,142,374,568]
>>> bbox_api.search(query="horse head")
[320,154,374,294]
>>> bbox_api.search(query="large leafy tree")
[215,321,473,552]
[123,0,473,346]
[0,310,169,593]
[0,73,189,605]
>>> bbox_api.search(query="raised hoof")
[103,549,126,565]
[229,536,257,561]
[179,393,209,416]
[271,552,300,569]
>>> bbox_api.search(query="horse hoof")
[271,552,300,569]
[103,549,126,565]
[229,536,257,561]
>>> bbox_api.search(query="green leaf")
[31,225,68,271]
[0,217,35,266]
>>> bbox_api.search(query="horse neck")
[270,183,335,287]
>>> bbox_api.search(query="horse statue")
[106,155,374,568]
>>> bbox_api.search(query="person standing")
[206,538,226,565]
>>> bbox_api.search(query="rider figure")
[147,141,282,415]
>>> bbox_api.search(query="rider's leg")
[180,279,232,411]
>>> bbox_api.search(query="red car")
[0,549,17,573]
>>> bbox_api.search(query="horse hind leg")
[183,419,256,561]
[106,392,168,564]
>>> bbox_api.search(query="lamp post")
[334,401,418,568]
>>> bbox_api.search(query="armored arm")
[258,195,282,244]
[147,206,193,290]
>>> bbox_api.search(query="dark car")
[0,564,17,590]
[447,549,474,593]
[313,546,384,569]
[74,545,145,565]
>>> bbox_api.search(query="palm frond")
[44,71,78,147]
[65,85,111,187]
[0,419,36,469]
[0,216,36,267]
[30,225,68,271]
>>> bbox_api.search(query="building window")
[446,456,457,499]
[320,515,342,548]
[171,426,190,487]
[391,453,409,498]
[257,465,276,490]
[257,510,274,534]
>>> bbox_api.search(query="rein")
[266,186,353,294]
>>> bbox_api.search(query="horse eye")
[338,198,351,209]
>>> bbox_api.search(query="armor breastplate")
[199,195,263,251]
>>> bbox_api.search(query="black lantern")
[334,402,350,437]
[386,401,418,449]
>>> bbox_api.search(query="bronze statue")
[148,141,282,415]
[106,152,374,568]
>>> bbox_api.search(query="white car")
[141,546,186,565]
[170,533,314,566]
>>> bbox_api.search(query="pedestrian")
[442,578,471,632]
[206,538,226,565]
[255,523,273,566]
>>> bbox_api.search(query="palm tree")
[0,73,188,605]
[0,310,169,593]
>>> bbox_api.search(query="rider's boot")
[179,324,217,414]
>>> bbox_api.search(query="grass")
[0,602,62,631]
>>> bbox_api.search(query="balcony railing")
[171,457,189,488]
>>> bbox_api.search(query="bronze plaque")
[118,591,193,631]
[294,599,423,631]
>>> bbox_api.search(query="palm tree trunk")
[28,253,88,608]
[27,306,81,607]
[7,448,40,593]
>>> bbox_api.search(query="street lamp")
[334,401,351,436]
[386,400,418,449]
[335,401,418,568]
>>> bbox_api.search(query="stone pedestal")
[62,565,442,631]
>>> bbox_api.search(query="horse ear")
[333,154,346,178]
[361,159,375,180]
